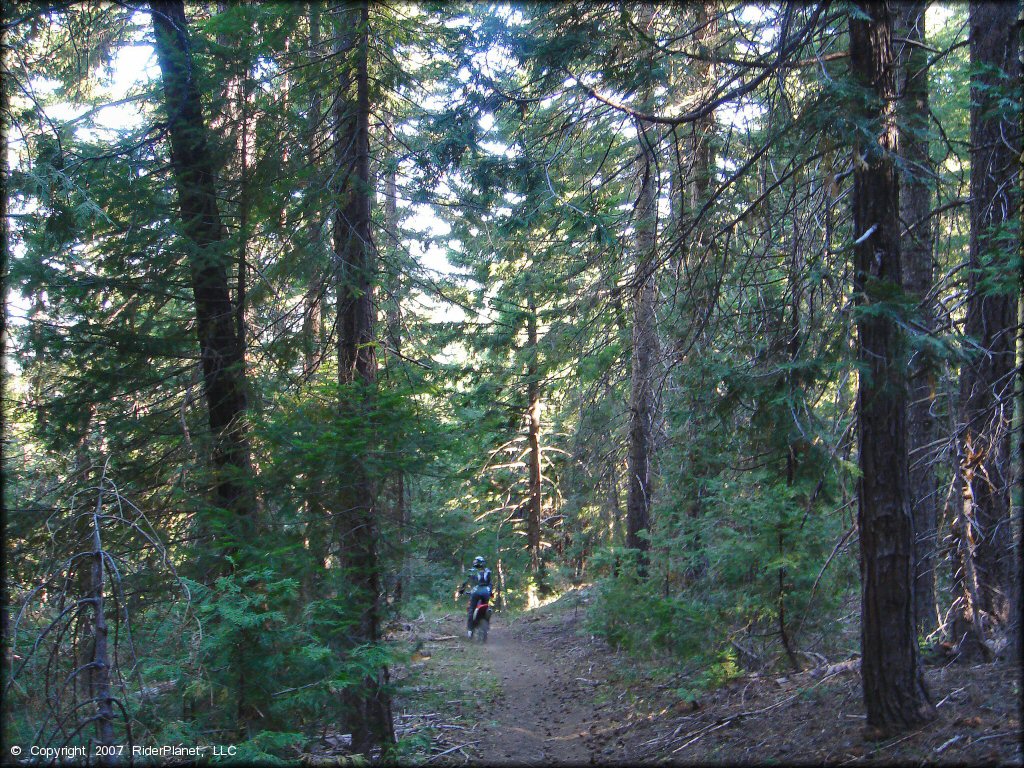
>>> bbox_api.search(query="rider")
[457,556,495,637]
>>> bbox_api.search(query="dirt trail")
[416,593,648,765]
[400,592,1021,766]
[473,610,608,764]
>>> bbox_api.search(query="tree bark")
[895,0,937,637]
[213,1,251,360]
[235,83,249,359]
[302,4,324,378]
[383,131,409,604]
[87,484,116,763]
[687,3,716,229]
[669,2,716,583]
[298,2,328,608]
[332,0,394,752]
[849,0,934,734]
[152,0,261,738]
[604,455,622,544]
[0,18,11,729]
[626,118,658,572]
[955,0,1020,636]
[151,0,255,549]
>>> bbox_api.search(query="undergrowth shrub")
[588,469,857,684]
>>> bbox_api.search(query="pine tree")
[151,0,256,554]
[331,0,395,751]
[895,0,938,638]
[849,0,934,734]
[953,0,1021,647]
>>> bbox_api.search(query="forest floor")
[379,588,1021,766]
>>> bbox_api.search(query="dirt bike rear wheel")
[475,618,489,643]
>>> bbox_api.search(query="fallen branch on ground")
[426,741,479,762]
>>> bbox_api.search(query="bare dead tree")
[6,461,194,764]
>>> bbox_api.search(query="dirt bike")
[456,588,494,643]
[470,593,493,642]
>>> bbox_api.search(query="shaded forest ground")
[359,589,1022,766]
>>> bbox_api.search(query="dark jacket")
[461,567,493,596]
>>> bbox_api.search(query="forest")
[1,1,1021,765]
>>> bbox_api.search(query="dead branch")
[8,459,191,759]
[426,741,480,762]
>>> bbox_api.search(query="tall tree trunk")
[214,1,250,360]
[895,0,937,637]
[0,16,11,734]
[849,0,934,734]
[383,131,409,603]
[302,4,324,378]
[670,2,717,583]
[86,483,115,763]
[300,2,327,606]
[152,0,259,737]
[954,0,1021,640]
[332,1,394,752]
[72,409,97,708]
[687,2,716,229]
[626,118,658,572]
[301,275,323,377]
[779,241,805,672]
[151,0,255,554]
[235,86,249,359]
[526,296,543,576]
[604,456,622,545]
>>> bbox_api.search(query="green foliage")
[3,0,993,748]
[181,568,338,741]
[589,466,856,671]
